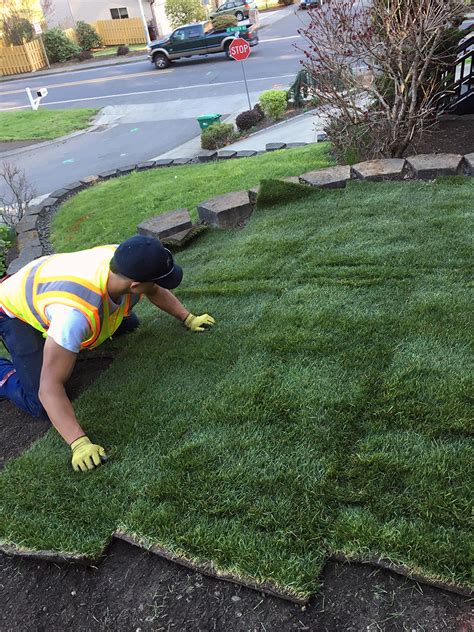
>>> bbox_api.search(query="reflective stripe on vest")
[0,245,139,350]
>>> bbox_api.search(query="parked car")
[299,0,320,8]
[209,0,257,22]
[148,21,259,69]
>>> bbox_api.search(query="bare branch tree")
[298,0,465,160]
[0,162,37,228]
[40,0,55,22]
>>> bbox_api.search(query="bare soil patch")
[412,116,474,155]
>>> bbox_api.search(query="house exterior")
[46,0,171,37]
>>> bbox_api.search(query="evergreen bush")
[211,14,238,30]
[76,21,102,51]
[43,28,80,63]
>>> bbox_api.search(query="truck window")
[186,25,204,38]
[172,28,187,41]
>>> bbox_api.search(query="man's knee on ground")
[115,312,140,336]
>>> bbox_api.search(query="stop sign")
[228,37,251,61]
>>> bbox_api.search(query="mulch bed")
[412,116,474,155]
[1,118,473,629]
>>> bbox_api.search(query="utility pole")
[138,0,152,47]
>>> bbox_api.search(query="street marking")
[130,127,139,132]
[0,69,172,97]
[63,158,75,164]
[0,75,296,110]
[260,35,301,42]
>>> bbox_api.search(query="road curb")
[0,55,149,84]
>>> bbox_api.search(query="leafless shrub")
[299,0,465,160]
[0,162,37,228]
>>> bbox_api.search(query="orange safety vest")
[0,245,140,350]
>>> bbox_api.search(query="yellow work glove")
[70,436,107,472]
[183,313,216,332]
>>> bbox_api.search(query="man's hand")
[71,436,107,472]
[183,313,215,332]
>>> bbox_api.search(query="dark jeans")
[0,311,139,419]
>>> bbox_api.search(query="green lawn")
[51,144,334,252]
[0,109,99,141]
[92,44,147,57]
[0,176,472,600]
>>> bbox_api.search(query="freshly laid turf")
[51,144,334,252]
[0,178,472,599]
[0,109,99,141]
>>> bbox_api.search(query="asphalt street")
[0,7,310,196]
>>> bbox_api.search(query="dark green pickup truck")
[147,21,259,70]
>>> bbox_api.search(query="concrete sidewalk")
[153,108,324,159]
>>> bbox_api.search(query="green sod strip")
[50,144,334,252]
[0,109,99,141]
[0,179,472,599]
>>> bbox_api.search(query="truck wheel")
[154,54,170,70]
[235,10,244,20]
[224,42,234,59]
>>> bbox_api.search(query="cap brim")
[154,264,183,289]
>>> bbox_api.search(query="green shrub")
[211,14,238,30]
[253,103,264,121]
[278,0,294,5]
[259,89,288,121]
[201,123,237,149]
[117,45,130,55]
[165,0,206,29]
[76,49,93,61]
[0,225,12,278]
[76,21,102,51]
[236,108,261,131]
[43,28,80,63]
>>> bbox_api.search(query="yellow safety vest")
[0,245,140,350]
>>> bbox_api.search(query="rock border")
[9,151,474,275]
[12,151,474,271]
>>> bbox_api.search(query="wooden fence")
[64,27,78,44]
[92,18,146,46]
[0,39,48,77]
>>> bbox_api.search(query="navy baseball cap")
[111,235,183,289]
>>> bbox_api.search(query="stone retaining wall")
[8,150,474,275]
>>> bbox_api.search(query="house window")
[110,7,129,19]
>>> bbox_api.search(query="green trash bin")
[197,113,222,130]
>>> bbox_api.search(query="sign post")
[228,37,252,110]
[33,22,50,68]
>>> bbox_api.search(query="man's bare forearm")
[39,383,85,445]
[146,286,189,321]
